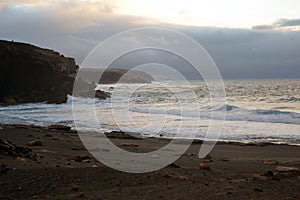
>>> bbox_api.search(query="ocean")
[1,79,299,145]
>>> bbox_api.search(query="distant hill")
[77,68,154,84]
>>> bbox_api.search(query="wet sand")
[0,124,299,200]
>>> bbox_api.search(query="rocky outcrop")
[77,68,154,84]
[0,40,109,105]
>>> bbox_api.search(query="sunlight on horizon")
[1,0,300,29]
[116,0,300,28]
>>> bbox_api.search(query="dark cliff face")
[0,40,108,105]
[0,40,155,105]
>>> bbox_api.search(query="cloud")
[0,1,299,79]
[253,18,300,30]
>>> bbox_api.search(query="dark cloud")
[253,18,300,30]
[0,2,299,79]
[280,18,300,27]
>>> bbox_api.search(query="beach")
[0,124,299,200]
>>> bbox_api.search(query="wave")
[129,104,300,125]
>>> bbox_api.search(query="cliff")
[0,40,108,105]
[0,40,154,105]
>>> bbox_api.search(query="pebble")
[26,140,43,146]
[177,175,188,180]
[0,165,11,174]
[263,160,279,165]
[199,163,210,170]
[73,192,85,198]
[261,171,274,177]
[276,166,300,172]
[253,174,270,181]
[48,124,71,131]
[71,184,79,191]
[254,188,263,192]
[67,155,91,162]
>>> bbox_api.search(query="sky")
[0,0,300,79]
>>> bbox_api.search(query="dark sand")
[0,124,299,200]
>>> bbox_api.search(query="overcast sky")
[0,0,300,79]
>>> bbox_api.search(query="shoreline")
[0,123,299,147]
[0,123,299,199]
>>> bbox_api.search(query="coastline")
[0,123,299,199]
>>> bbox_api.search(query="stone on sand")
[276,166,300,172]
[71,184,79,191]
[26,140,43,146]
[67,155,91,162]
[48,125,72,131]
[264,160,279,165]
[199,163,210,170]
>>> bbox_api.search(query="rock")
[16,157,27,162]
[204,154,212,160]
[67,155,91,162]
[0,164,11,174]
[105,131,142,139]
[253,174,271,181]
[45,134,53,137]
[73,192,85,199]
[177,175,189,180]
[26,140,43,147]
[16,186,22,191]
[82,159,91,163]
[263,160,279,165]
[201,154,213,163]
[254,188,263,192]
[48,124,71,131]
[0,139,36,160]
[199,163,210,170]
[71,184,79,191]
[276,166,300,172]
[261,171,274,177]
[0,40,109,105]
[121,143,139,147]
[2,96,17,105]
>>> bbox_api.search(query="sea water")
[1,80,299,145]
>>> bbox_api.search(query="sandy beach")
[0,124,299,200]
